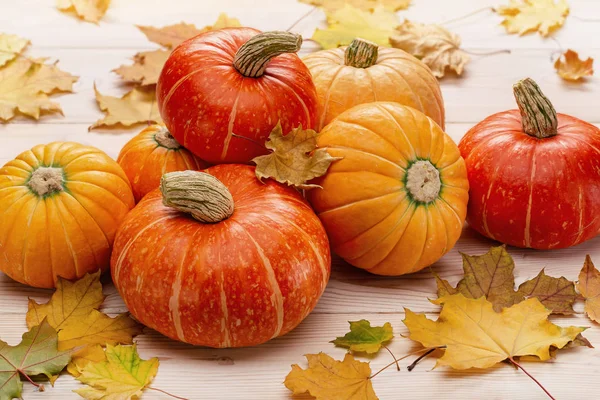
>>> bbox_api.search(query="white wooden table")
[1,0,600,399]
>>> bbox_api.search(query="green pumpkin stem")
[513,78,558,139]
[233,31,302,78]
[345,38,379,68]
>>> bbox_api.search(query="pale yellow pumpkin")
[304,38,445,131]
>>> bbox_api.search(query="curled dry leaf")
[0,33,29,67]
[312,4,398,49]
[299,0,410,12]
[252,123,340,189]
[56,0,111,23]
[389,21,470,78]
[0,320,71,400]
[516,269,577,314]
[113,49,170,86]
[0,58,78,121]
[578,255,600,323]
[284,353,378,400]
[404,294,585,370]
[554,49,594,81]
[90,84,161,130]
[75,344,159,400]
[495,0,569,37]
[332,320,393,354]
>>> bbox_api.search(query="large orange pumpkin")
[308,102,469,276]
[0,142,135,288]
[117,125,209,202]
[111,165,330,347]
[303,38,445,131]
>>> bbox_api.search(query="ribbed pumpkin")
[307,102,469,276]
[111,165,330,347]
[0,142,135,288]
[303,38,445,131]
[117,125,209,202]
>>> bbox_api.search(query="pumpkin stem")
[154,126,181,149]
[28,167,64,196]
[513,78,558,139]
[345,38,379,68]
[406,160,441,203]
[233,31,302,78]
[160,171,234,223]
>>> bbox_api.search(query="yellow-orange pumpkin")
[0,142,135,288]
[303,38,445,131]
[117,125,209,202]
[307,102,469,276]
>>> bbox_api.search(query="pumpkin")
[0,142,135,288]
[157,29,318,164]
[307,102,469,276]
[117,125,209,202]
[111,165,330,347]
[303,38,445,131]
[459,78,600,249]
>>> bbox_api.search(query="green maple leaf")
[0,320,71,400]
[331,320,394,353]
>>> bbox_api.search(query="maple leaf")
[0,58,78,121]
[578,255,600,323]
[113,49,170,86]
[252,123,340,189]
[67,345,106,378]
[0,320,71,400]
[56,0,111,23]
[332,320,393,354]
[495,0,569,37]
[75,344,158,400]
[554,49,594,81]
[137,13,241,49]
[390,21,470,78]
[299,0,410,12]
[284,353,378,400]
[90,84,161,130]
[312,4,398,49]
[404,294,585,370]
[516,269,577,314]
[0,34,29,67]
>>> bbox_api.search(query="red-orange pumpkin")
[111,165,330,347]
[459,78,600,249]
[157,29,318,164]
[117,125,209,202]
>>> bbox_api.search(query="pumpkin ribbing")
[233,31,302,78]
[513,78,558,139]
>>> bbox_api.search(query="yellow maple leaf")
[495,0,569,36]
[312,5,398,49]
[75,344,158,400]
[404,294,585,370]
[578,256,600,323]
[56,0,111,23]
[0,58,78,121]
[252,123,341,189]
[300,0,410,12]
[90,84,161,130]
[554,49,594,81]
[390,21,470,78]
[113,49,170,86]
[67,345,106,377]
[137,13,241,49]
[285,353,378,400]
[0,34,29,67]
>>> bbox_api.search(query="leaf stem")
[463,49,511,57]
[18,370,41,388]
[382,345,400,371]
[286,6,317,32]
[439,7,493,25]
[407,347,438,371]
[509,358,555,400]
[147,386,189,400]
[369,347,437,380]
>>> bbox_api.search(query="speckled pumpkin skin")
[111,164,331,347]
[157,28,318,165]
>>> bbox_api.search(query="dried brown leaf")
[56,0,111,23]
[113,49,170,86]
[554,49,594,81]
[90,85,161,130]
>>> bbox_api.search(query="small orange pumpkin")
[308,102,469,276]
[0,142,135,288]
[117,125,209,203]
[303,38,445,131]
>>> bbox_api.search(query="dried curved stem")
[148,386,189,400]
[439,7,493,25]
[509,358,556,400]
